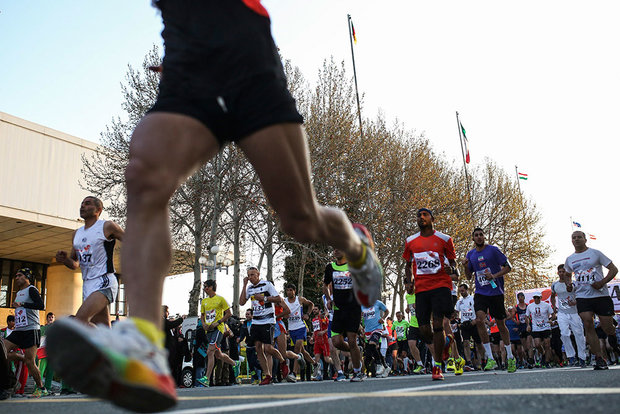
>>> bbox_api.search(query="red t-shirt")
[402,230,456,293]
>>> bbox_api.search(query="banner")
[515,281,620,312]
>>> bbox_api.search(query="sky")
[2,1,619,315]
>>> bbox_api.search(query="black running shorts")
[5,329,40,349]
[460,321,482,344]
[250,323,274,345]
[531,330,551,340]
[474,293,507,320]
[150,0,304,145]
[407,326,421,341]
[416,287,454,326]
[331,305,362,336]
[576,296,615,316]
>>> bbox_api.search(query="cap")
[417,208,434,218]
[16,268,34,283]
[532,292,542,298]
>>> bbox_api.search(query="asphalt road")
[3,365,619,414]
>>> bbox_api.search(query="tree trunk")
[297,247,307,297]
[208,155,222,281]
[265,218,274,283]
[232,201,242,317]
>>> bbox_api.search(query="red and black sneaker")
[431,365,444,381]
[442,334,453,361]
[259,375,273,385]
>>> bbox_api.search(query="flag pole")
[515,165,536,275]
[348,14,364,141]
[456,111,474,219]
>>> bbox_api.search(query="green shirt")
[392,319,410,341]
[405,293,419,328]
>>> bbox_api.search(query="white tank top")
[73,220,116,281]
[287,296,306,331]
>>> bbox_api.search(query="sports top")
[402,230,456,293]
[73,220,115,281]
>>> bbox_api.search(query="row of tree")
[83,46,552,317]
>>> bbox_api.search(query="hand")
[591,281,604,290]
[378,318,384,325]
[527,325,531,332]
[55,251,68,263]
[254,293,265,302]
[12,301,22,307]
[243,276,249,285]
[461,258,469,267]
[405,307,410,314]
[303,314,309,321]
[484,269,494,281]
[567,298,577,307]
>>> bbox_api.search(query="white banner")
[516,281,620,312]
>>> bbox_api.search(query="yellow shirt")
[201,295,230,333]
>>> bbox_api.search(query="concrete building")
[0,112,124,325]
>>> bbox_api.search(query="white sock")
[505,344,513,359]
[483,343,494,360]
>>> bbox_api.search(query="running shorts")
[460,321,482,344]
[150,0,304,146]
[331,305,361,336]
[576,296,615,316]
[473,293,506,320]
[205,330,223,348]
[416,287,454,326]
[510,338,522,346]
[83,273,118,304]
[407,326,421,341]
[313,334,330,357]
[365,331,382,345]
[490,332,501,345]
[289,327,307,343]
[531,330,551,339]
[250,323,274,345]
[5,329,40,349]
[274,320,286,339]
[397,340,409,354]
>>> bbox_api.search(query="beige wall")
[45,263,83,317]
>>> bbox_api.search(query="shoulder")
[433,231,452,243]
[405,232,421,244]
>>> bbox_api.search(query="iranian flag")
[460,122,470,163]
[518,172,528,180]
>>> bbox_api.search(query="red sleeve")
[445,237,456,261]
[402,241,411,261]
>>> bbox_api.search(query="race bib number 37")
[414,251,442,275]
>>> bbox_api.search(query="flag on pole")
[572,221,582,228]
[588,234,597,240]
[460,122,470,164]
[351,20,357,43]
[518,172,528,180]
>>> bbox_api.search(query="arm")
[448,259,459,281]
[276,299,290,319]
[15,287,45,310]
[239,277,249,306]
[55,230,79,270]
[323,283,334,309]
[104,220,125,242]
[300,297,314,320]
[490,264,511,280]
[592,262,618,289]
[462,257,473,281]
[405,261,413,284]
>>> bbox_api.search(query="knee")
[125,156,178,207]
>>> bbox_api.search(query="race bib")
[333,271,353,290]
[204,309,216,324]
[574,268,596,285]
[414,251,442,275]
[363,308,376,320]
[462,309,474,320]
[289,311,301,323]
[408,303,416,317]
[15,307,28,328]
[536,320,547,328]
[395,326,406,338]
[312,319,321,331]
[475,268,492,286]
[252,302,265,314]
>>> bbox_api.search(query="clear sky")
[2,1,619,314]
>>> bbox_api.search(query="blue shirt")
[362,301,387,333]
[466,245,509,296]
[505,318,521,341]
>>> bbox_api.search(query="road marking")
[168,381,487,414]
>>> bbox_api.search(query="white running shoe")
[376,363,385,377]
[46,317,176,412]
[349,223,383,307]
[381,366,391,378]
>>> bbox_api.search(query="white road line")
[167,381,486,414]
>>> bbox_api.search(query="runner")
[311,308,332,380]
[564,231,619,370]
[322,292,342,379]
[504,307,524,367]
[402,208,465,380]
[515,292,534,368]
[55,196,124,327]
[196,280,236,387]
[324,249,364,382]
[392,311,410,373]
[273,300,298,382]
[404,281,425,374]
[362,300,390,377]
[454,283,481,370]
[462,227,516,373]
[526,292,554,368]
[3,268,47,397]
[284,284,316,379]
[46,2,383,411]
[551,264,587,367]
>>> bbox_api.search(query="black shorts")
[519,329,531,339]
[5,329,40,349]
[150,0,304,146]
[510,339,522,346]
[576,296,615,317]
[490,332,501,345]
[460,321,482,344]
[365,332,382,345]
[531,330,551,339]
[206,330,224,348]
[250,323,274,345]
[407,326,421,341]
[397,340,409,354]
[331,305,362,336]
[474,293,507,320]
[416,287,454,326]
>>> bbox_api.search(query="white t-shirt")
[245,279,279,325]
[551,281,577,314]
[526,301,553,332]
[455,295,476,322]
[564,248,612,299]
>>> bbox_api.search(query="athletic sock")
[505,344,513,359]
[349,244,367,268]
[483,343,494,360]
[132,317,165,348]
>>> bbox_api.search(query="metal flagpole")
[348,14,364,141]
[515,165,536,275]
[456,112,474,219]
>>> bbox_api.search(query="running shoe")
[380,366,391,378]
[454,357,465,376]
[376,363,385,377]
[196,376,209,387]
[463,365,475,372]
[483,358,497,371]
[29,387,49,398]
[348,223,383,307]
[233,361,241,378]
[579,359,586,368]
[413,364,424,374]
[507,357,517,373]
[335,372,347,381]
[313,363,321,379]
[442,335,453,361]
[446,357,455,372]
[431,365,444,381]
[286,373,297,383]
[593,357,609,370]
[350,372,364,382]
[259,375,273,385]
[46,317,176,412]
[281,362,290,379]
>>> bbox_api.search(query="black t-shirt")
[324,262,357,309]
